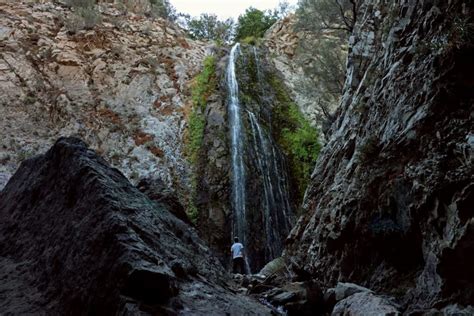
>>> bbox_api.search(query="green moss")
[270,75,321,201]
[191,56,216,112]
[185,55,217,224]
[242,36,259,45]
[187,110,206,165]
[186,55,217,163]
[240,92,254,106]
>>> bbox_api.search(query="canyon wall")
[286,0,474,312]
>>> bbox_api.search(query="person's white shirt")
[231,242,244,259]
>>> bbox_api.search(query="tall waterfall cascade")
[227,43,247,250]
[226,43,294,271]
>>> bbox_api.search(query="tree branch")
[334,0,353,32]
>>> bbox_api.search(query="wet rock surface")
[236,271,402,316]
[286,0,474,313]
[194,88,233,269]
[0,137,271,315]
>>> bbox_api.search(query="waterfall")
[226,43,294,271]
[227,43,247,249]
[248,111,292,260]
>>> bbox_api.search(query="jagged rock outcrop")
[264,16,319,122]
[286,0,474,313]
[0,1,210,197]
[0,137,271,315]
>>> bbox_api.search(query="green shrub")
[185,13,234,43]
[242,36,258,45]
[65,0,101,33]
[187,110,206,164]
[186,55,216,164]
[149,0,175,20]
[66,0,95,8]
[270,75,321,200]
[235,7,277,41]
[78,7,101,29]
[187,193,199,224]
[279,105,321,183]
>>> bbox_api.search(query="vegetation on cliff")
[64,0,175,33]
[185,55,217,222]
[187,56,217,165]
[293,0,355,127]
[179,2,291,43]
[235,8,278,41]
[236,44,321,205]
[270,75,321,202]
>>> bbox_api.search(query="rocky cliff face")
[0,137,271,315]
[0,1,209,199]
[264,15,346,141]
[193,62,233,267]
[286,0,473,312]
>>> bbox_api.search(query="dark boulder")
[0,137,271,315]
[137,177,192,225]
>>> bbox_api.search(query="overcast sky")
[170,0,299,20]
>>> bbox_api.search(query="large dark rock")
[0,137,271,315]
[137,177,192,225]
[286,0,474,313]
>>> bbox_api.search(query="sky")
[170,0,299,20]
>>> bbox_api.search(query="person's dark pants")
[233,257,244,274]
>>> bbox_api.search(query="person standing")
[231,237,245,274]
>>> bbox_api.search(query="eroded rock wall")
[0,1,210,198]
[286,0,474,312]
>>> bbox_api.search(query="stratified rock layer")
[0,137,270,315]
[286,0,473,312]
